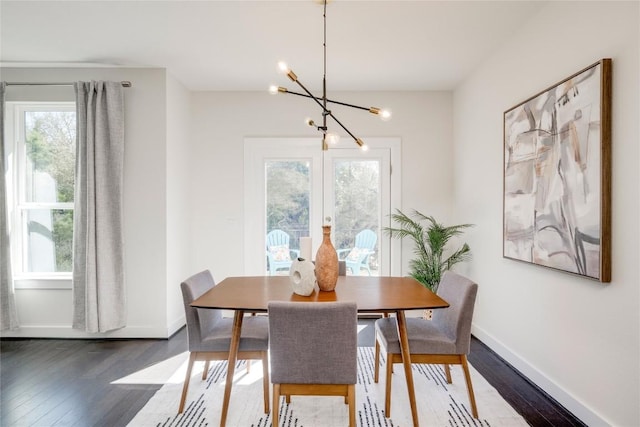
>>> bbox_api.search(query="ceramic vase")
[315,225,339,291]
[289,257,316,296]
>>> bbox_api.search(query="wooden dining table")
[190,274,449,427]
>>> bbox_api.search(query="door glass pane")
[23,111,76,203]
[333,160,380,276]
[265,160,310,274]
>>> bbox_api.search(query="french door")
[244,137,401,276]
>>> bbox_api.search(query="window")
[5,102,76,287]
[265,159,311,251]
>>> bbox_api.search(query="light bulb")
[278,61,297,82]
[268,85,279,95]
[361,144,369,151]
[369,107,392,121]
[380,109,392,121]
[325,132,340,145]
[355,138,368,150]
[277,61,290,74]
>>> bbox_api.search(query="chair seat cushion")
[346,247,366,261]
[375,317,457,355]
[268,245,291,261]
[200,316,269,352]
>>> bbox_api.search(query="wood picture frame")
[503,59,611,282]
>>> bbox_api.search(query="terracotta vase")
[315,225,339,291]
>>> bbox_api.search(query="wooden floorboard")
[468,336,586,427]
[1,319,585,427]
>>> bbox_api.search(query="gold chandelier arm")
[279,88,379,113]
[280,78,364,147]
[289,75,330,115]
[326,111,359,144]
[285,80,363,147]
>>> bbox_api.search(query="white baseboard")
[1,324,175,339]
[168,315,186,337]
[471,324,610,427]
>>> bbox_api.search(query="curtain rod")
[6,81,132,87]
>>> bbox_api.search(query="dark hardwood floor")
[467,338,585,427]
[1,318,585,427]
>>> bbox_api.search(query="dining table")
[190,274,449,427]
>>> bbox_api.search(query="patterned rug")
[127,347,527,426]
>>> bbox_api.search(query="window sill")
[14,276,72,290]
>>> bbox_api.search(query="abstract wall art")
[503,59,611,282]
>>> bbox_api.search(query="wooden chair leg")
[179,352,197,413]
[374,339,380,382]
[444,363,452,383]
[384,353,393,417]
[202,360,210,380]
[286,395,291,403]
[347,384,356,427]
[272,384,280,427]
[262,353,270,413]
[461,355,479,418]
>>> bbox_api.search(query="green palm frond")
[383,209,473,292]
[444,243,471,270]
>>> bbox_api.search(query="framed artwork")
[503,59,611,282]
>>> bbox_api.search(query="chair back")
[268,301,358,384]
[180,270,222,351]
[432,271,478,354]
[355,229,377,251]
[266,229,290,249]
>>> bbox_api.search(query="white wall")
[2,75,452,336]
[188,91,454,280]
[453,2,639,426]
[165,72,192,334]
[1,67,173,338]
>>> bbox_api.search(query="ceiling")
[0,1,545,92]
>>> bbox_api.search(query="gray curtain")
[72,81,126,333]
[0,82,19,331]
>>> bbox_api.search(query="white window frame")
[5,102,76,289]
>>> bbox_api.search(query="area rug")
[126,347,527,426]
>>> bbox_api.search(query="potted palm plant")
[384,209,472,293]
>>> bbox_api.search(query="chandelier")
[269,0,391,151]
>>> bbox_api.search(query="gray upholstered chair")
[268,301,358,427]
[338,260,347,276]
[374,271,479,418]
[179,270,270,414]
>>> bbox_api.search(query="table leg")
[396,310,419,426]
[220,309,244,427]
